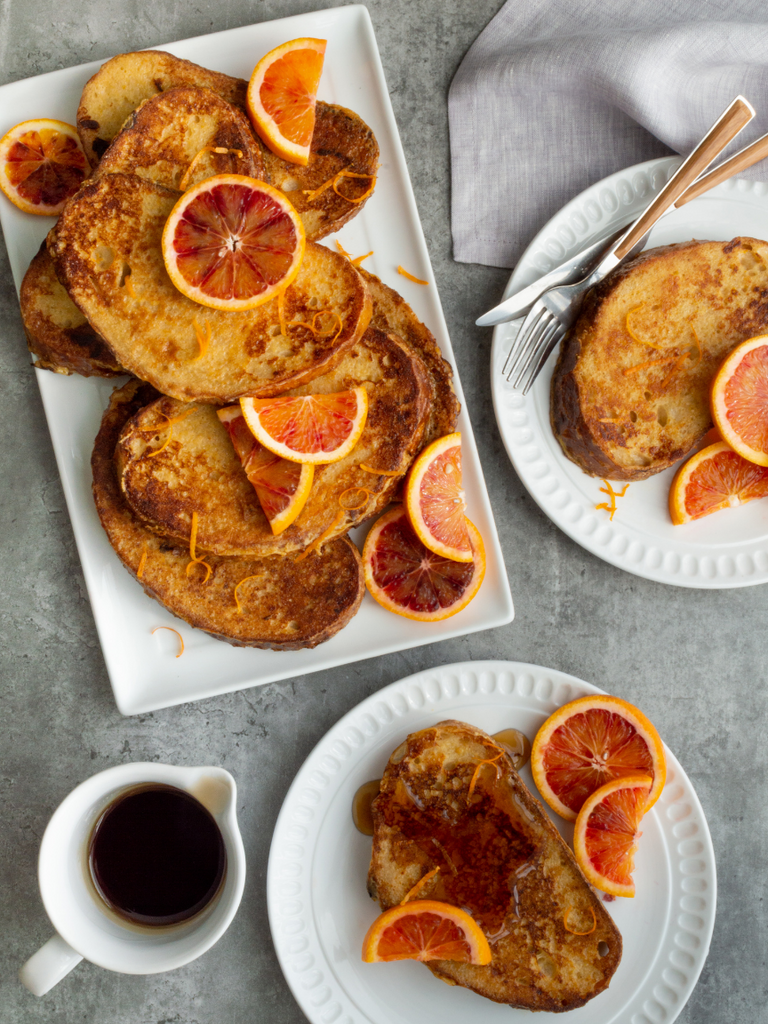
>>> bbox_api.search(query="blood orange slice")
[362,900,492,964]
[405,432,473,562]
[240,387,368,464]
[217,406,313,534]
[362,506,485,621]
[0,119,89,215]
[531,695,666,822]
[668,441,768,524]
[711,336,768,466]
[246,38,327,166]
[161,175,305,311]
[573,774,653,898]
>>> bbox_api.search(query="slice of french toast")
[49,173,372,403]
[20,243,123,377]
[77,50,248,166]
[551,237,768,480]
[263,102,379,240]
[368,720,622,1012]
[77,50,378,240]
[92,86,265,191]
[361,269,460,446]
[114,328,431,556]
[93,380,365,649]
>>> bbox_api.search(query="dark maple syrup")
[352,779,381,835]
[379,758,538,933]
[492,728,532,770]
[88,784,226,926]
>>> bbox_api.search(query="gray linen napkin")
[449,0,768,269]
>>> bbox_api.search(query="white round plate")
[267,660,715,1024]
[491,157,768,588]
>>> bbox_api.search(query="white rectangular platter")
[0,5,513,715]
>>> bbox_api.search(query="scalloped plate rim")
[267,659,716,1024]
[491,157,768,589]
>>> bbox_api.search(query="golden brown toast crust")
[77,50,377,240]
[114,328,431,556]
[552,237,768,480]
[264,102,379,241]
[368,720,622,1012]
[93,86,265,190]
[93,380,365,649]
[50,173,372,403]
[362,269,460,445]
[20,243,123,377]
[77,50,248,166]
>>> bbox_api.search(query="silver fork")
[506,95,755,394]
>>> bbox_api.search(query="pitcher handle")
[19,933,83,996]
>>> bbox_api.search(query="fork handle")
[614,96,754,259]
[675,131,768,206]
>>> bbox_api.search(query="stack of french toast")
[22,49,459,650]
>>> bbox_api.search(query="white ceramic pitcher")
[18,762,246,997]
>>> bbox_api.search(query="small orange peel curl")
[397,265,428,285]
[185,511,212,584]
[563,906,597,936]
[233,574,263,613]
[151,626,184,658]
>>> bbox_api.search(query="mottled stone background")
[0,1,765,1022]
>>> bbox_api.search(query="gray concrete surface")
[0,1,766,1021]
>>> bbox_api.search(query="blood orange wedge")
[668,441,768,524]
[362,900,492,964]
[246,38,327,166]
[531,695,665,822]
[161,175,305,311]
[240,387,368,464]
[405,432,473,562]
[0,119,89,215]
[573,774,653,898]
[217,406,313,534]
[362,506,485,621]
[711,336,768,466]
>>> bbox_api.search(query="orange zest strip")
[294,509,346,562]
[360,463,403,476]
[185,511,212,584]
[622,354,678,376]
[333,171,377,203]
[351,250,373,267]
[335,238,353,260]
[141,409,195,458]
[233,574,263,614]
[468,752,503,798]
[625,303,664,350]
[397,265,428,285]
[193,318,211,360]
[151,626,184,658]
[303,170,377,204]
[179,146,244,191]
[595,480,630,521]
[338,486,373,510]
[137,544,148,579]
[145,420,175,458]
[123,273,137,299]
[563,906,597,936]
[287,310,343,344]
[400,867,441,905]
